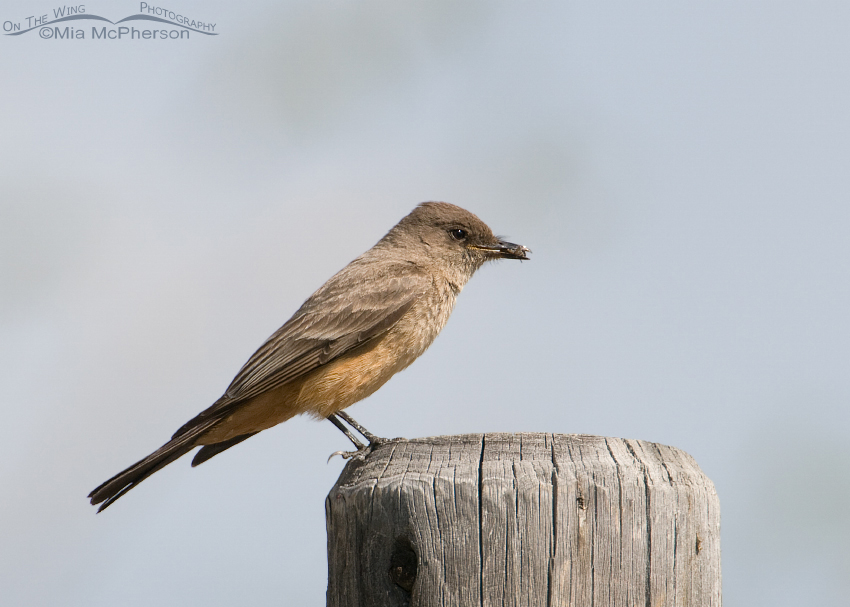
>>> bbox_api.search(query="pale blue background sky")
[2,1,849,605]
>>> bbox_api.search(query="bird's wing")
[172,263,429,439]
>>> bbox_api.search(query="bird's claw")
[327,445,372,463]
[326,434,395,463]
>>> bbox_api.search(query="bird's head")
[378,201,530,288]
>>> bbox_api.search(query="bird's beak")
[470,239,531,260]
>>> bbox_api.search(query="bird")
[88,202,529,511]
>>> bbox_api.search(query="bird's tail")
[88,422,215,512]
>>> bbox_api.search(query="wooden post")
[326,433,720,607]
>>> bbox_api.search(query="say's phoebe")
[89,202,529,511]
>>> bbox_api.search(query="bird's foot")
[327,434,390,462]
[327,446,369,462]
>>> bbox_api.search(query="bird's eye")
[449,228,468,241]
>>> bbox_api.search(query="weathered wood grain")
[326,433,720,607]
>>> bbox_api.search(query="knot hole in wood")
[388,536,418,595]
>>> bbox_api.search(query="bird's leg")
[326,412,392,461]
[326,414,366,450]
[336,411,385,445]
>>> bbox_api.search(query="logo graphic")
[3,3,217,40]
